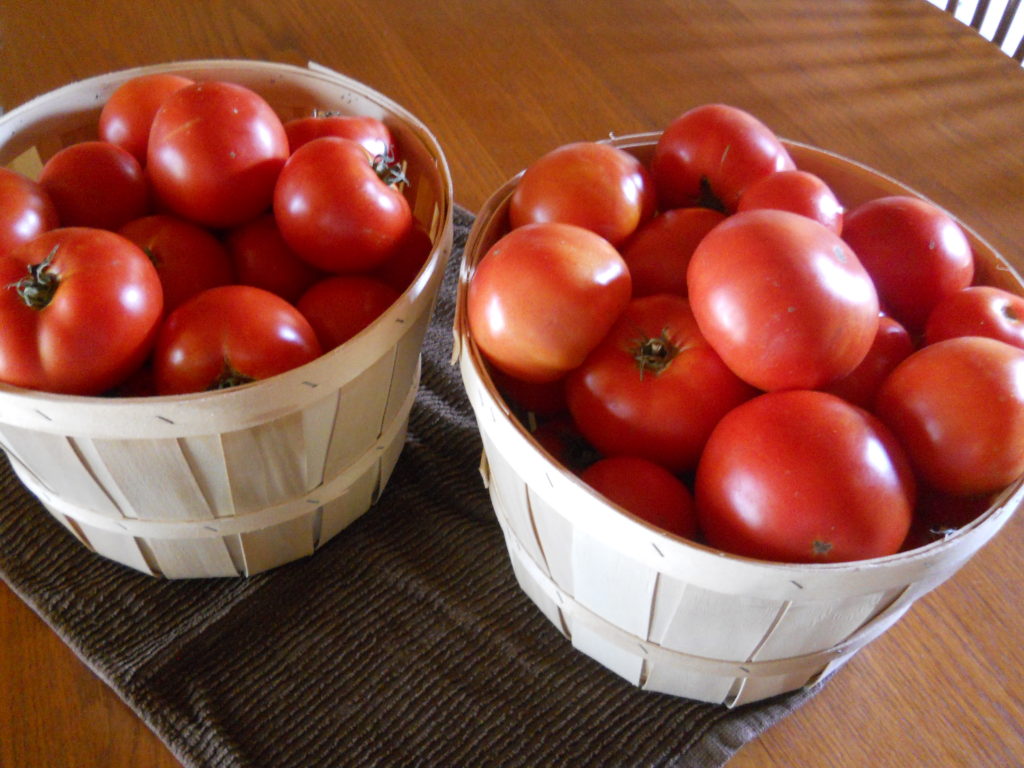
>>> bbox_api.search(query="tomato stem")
[10,245,60,310]
[630,328,679,379]
[371,148,409,189]
[210,360,256,390]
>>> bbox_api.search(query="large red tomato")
[296,275,399,350]
[508,141,656,247]
[224,213,325,304]
[841,196,974,333]
[273,136,413,273]
[466,222,631,383]
[651,103,795,212]
[874,336,1024,496]
[147,81,289,228]
[736,169,844,235]
[0,168,59,258]
[284,113,394,159]
[687,209,879,391]
[98,73,194,163]
[695,390,916,563]
[153,285,321,395]
[924,285,1024,350]
[0,227,163,395]
[619,207,725,298]
[825,315,915,409]
[565,294,756,473]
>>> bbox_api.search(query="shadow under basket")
[453,132,1023,706]
[0,60,453,578]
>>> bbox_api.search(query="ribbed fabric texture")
[0,206,820,768]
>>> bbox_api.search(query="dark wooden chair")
[944,0,1024,62]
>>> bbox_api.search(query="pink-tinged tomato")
[274,137,413,273]
[566,294,757,473]
[687,209,879,391]
[225,213,325,304]
[0,168,59,257]
[874,336,1024,496]
[581,456,698,539]
[841,196,974,334]
[370,223,434,294]
[737,169,844,235]
[508,141,656,247]
[0,227,163,395]
[619,207,725,298]
[651,103,795,212]
[924,285,1024,350]
[98,73,194,163]
[284,113,394,159]
[695,390,915,563]
[467,222,632,383]
[153,285,321,395]
[39,141,150,230]
[296,275,399,350]
[148,81,289,228]
[825,315,915,409]
[119,214,235,312]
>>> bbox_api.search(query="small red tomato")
[153,285,322,395]
[509,141,656,247]
[370,223,434,294]
[619,207,725,298]
[225,213,325,304]
[924,285,1024,350]
[99,73,194,163]
[284,113,394,159]
[39,141,150,230]
[737,169,844,234]
[581,456,698,539]
[825,315,915,409]
[874,336,1024,496]
[296,275,399,350]
[842,196,974,334]
[0,168,59,257]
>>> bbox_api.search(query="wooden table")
[1,1,1022,766]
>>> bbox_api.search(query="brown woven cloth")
[0,206,823,768]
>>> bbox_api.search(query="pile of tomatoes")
[467,103,1024,564]
[0,72,431,397]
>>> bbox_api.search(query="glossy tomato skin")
[148,81,289,228]
[467,222,632,383]
[581,456,698,539]
[874,336,1024,496]
[508,141,656,247]
[0,168,59,257]
[736,169,844,235]
[39,141,151,230]
[566,294,757,473]
[619,207,725,298]
[98,73,194,163]
[153,285,321,395]
[225,213,325,304]
[296,275,399,350]
[0,227,163,395]
[274,137,413,273]
[651,103,795,212]
[695,390,915,563]
[370,222,433,294]
[687,209,879,391]
[924,285,1024,350]
[284,114,394,159]
[825,315,915,409]
[841,196,974,334]
[119,214,235,312]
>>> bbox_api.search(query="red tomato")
[901,483,994,551]
[225,213,325,304]
[825,315,915,409]
[508,141,656,247]
[466,222,631,383]
[284,113,394,159]
[98,73,194,163]
[695,390,915,563]
[370,223,434,294]
[148,81,289,228]
[0,168,59,257]
[296,275,399,350]
[581,456,697,539]
[0,227,163,395]
[841,196,974,333]
[651,103,795,212]
[490,367,568,417]
[274,137,413,273]
[38,141,150,230]
[153,285,321,395]
[619,207,725,298]
[924,285,1024,350]
[530,417,600,474]
[687,209,879,391]
[118,214,234,312]
[566,294,756,473]
[736,169,844,234]
[874,336,1024,496]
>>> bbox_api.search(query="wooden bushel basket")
[0,60,453,578]
[454,132,1023,706]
